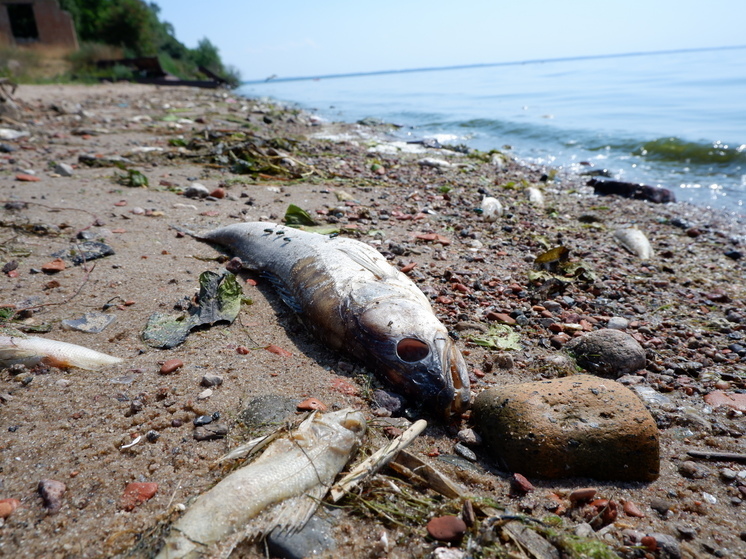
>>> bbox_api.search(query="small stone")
[0,498,20,519]
[704,390,746,413]
[38,479,66,513]
[201,374,223,387]
[297,398,328,412]
[606,316,629,330]
[432,548,466,559]
[54,163,74,177]
[160,359,184,374]
[648,533,681,558]
[510,473,535,494]
[721,468,738,481]
[650,498,672,515]
[372,389,405,415]
[183,183,210,198]
[486,312,516,325]
[16,173,40,182]
[569,487,597,503]
[454,443,476,462]
[427,515,467,542]
[209,187,226,199]
[145,430,160,442]
[41,258,66,273]
[565,329,646,377]
[678,461,711,479]
[197,389,213,400]
[193,414,213,426]
[622,500,645,518]
[267,513,337,559]
[194,422,229,440]
[456,428,481,447]
[120,482,158,511]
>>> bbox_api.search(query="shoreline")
[1,83,745,557]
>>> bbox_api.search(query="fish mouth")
[392,336,471,417]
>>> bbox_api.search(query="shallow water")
[240,47,746,213]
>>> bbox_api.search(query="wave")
[593,137,746,165]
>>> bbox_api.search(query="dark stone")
[193,422,229,441]
[372,389,405,415]
[267,513,337,559]
[193,415,213,426]
[565,329,646,378]
[239,394,298,434]
[588,178,676,203]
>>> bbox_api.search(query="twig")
[329,419,427,502]
[687,450,746,463]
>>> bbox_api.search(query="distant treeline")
[59,0,240,86]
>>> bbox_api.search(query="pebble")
[182,183,210,198]
[678,461,711,479]
[454,443,477,462]
[209,187,226,199]
[193,422,229,441]
[606,316,629,330]
[704,390,746,413]
[510,473,535,494]
[297,398,328,412]
[426,515,467,542]
[565,328,646,377]
[201,374,223,387]
[267,513,337,559]
[54,162,74,177]
[432,548,466,559]
[197,389,213,400]
[120,482,158,511]
[0,498,20,519]
[239,394,298,434]
[41,258,66,273]
[472,375,660,480]
[568,487,597,503]
[193,414,214,426]
[38,479,66,513]
[622,500,645,518]
[159,359,184,374]
[456,428,481,447]
[649,497,672,515]
[372,389,405,415]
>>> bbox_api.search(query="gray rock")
[239,394,298,434]
[201,374,223,387]
[648,533,681,559]
[193,422,228,441]
[472,374,660,481]
[565,328,646,378]
[182,182,210,198]
[267,512,336,559]
[54,162,74,177]
[606,316,629,330]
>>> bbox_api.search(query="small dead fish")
[156,409,365,559]
[197,222,470,416]
[0,332,122,370]
[614,227,653,260]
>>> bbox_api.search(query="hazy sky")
[153,0,745,82]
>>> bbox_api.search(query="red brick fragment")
[120,482,158,511]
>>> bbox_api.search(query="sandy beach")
[0,83,745,558]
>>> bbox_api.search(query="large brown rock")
[565,328,646,378]
[472,374,659,481]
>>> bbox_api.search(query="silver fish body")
[156,409,365,558]
[198,222,470,416]
[0,333,122,370]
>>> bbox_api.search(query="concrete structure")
[0,0,78,50]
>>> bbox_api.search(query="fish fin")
[336,244,394,280]
[261,271,303,313]
[242,484,328,542]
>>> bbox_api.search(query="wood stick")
[687,450,746,463]
[329,419,427,502]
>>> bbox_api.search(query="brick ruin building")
[0,0,78,50]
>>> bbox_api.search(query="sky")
[153,0,746,82]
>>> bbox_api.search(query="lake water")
[239,47,746,213]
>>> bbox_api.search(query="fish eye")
[396,338,430,362]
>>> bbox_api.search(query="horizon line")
[241,44,746,85]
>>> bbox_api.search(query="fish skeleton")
[156,408,366,558]
[197,222,470,416]
[0,332,122,370]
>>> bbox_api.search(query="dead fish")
[614,227,653,260]
[156,409,365,559]
[0,331,122,370]
[197,222,470,416]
